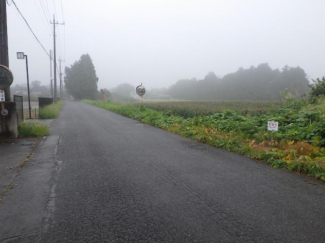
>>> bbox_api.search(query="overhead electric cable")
[11,0,51,59]
[59,0,65,21]
[44,0,51,19]
[39,0,50,20]
[63,24,66,62]
[52,0,58,19]
[59,0,66,63]
[36,0,52,34]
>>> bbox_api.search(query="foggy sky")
[6,0,325,90]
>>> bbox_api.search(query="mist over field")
[7,0,325,95]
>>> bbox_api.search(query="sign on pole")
[267,121,278,131]
[0,90,5,102]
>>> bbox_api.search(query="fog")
[6,0,325,90]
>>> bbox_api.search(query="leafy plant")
[309,77,325,102]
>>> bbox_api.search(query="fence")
[39,97,53,108]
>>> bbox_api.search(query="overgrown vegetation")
[84,98,325,182]
[18,121,50,137]
[309,77,325,103]
[39,101,64,119]
[141,100,281,118]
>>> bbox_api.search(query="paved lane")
[40,101,325,242]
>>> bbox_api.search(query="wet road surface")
[1,101,325,242]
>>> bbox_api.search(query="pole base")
[0,102,18,139]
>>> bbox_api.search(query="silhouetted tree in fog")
[64,54,98,100]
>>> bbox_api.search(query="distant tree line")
[63,58,312,101]
[168,63,310,100]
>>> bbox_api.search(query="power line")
[59,0,66,63]
[10,0,51,59]
[39,0,49,19]
[43,0,51,19]
[36,0,52,34]
[63,24,66,62]
[52,0,58,18]
[59,0,65,21]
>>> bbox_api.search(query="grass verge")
[39,100,64,119]
[18,121,50,137]
[83,99,325,182]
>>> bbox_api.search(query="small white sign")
[268,121,278,131]
[0,89,5,102]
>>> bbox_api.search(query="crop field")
[137,100,281,118]
[84,98,325,182]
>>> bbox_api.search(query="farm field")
[84,98,325,182]
[138,100,281,118]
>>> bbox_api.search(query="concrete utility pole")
[0,0,10,101]
[50,50,53,99]
[59,58,64,98]
[0,0,18,138]
[51,15,64,103]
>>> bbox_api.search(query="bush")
[39,101,64,119]
[18,121,50,137]
[309,77,325,102]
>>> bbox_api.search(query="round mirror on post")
[0,65,14,90]
[136,84,146,97]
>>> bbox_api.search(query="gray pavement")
[0,118,53,201]
[0,138,38,200]
[1,101,325,242]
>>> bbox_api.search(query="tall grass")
[39,101,64,119]
[18,121,50,137]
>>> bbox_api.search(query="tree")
[309,77,325,101]
[64,54,98,100]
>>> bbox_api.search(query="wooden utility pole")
[0,0,10,101]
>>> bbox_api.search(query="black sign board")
[0,65,13,89]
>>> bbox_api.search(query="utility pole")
[0,0,10,101]
[59,58,65,98]
[50,50,53,99]
[50,15,64,103]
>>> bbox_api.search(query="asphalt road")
[1,101,325,242]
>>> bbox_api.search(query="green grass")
[39,101,64,119]
[18,121,50,137]
[83,99,325,182]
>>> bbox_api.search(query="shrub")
[18,121,50,137]
[309,77,325,102]
[39,101,64,119]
